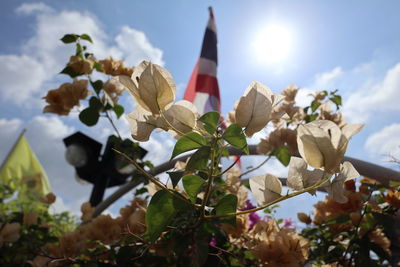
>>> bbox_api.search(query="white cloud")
[0,118,23,150]
[110,26,164,66]
[343,63,400,123]
[295,87,314,108]
[0,116,174,217]
[314,66,343,88]
[248,157,288,178]
[0,55,47,105]
[28,115,74,140]
[233,155,288,180]
[0,3,167,216]
[15,2,53,15]
[300,63,400,124]
[365,123,400,160]
[296,67,343,108]
[0,3,165,108]
[50,196,85,217]
[141,132,176,166]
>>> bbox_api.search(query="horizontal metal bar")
[93,145,400,218]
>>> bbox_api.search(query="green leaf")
[171,132,207,160]
[221,147,230,158]
[389,181,400,188]
[84,52,94,59]
[186,146,210,171]
[372,212,396,237]
[330,95,342,109]
[93,61,103,72]
[166,170,185,188]
[134,187,148,196]
[305,113,318,123]
[310,100,321,112]
[330,89,339,95]
[113,104,124,118]
[182,174,205,203]
[242,180,250,190]
[60,34,78,44]
[91,80,104,94]
[89,96,103,111]
[145,190,185,242]
[79,107,100,126]
[75,43,83,57]
[199,111,220,135]
[215,194,238,226]
[222,124,249,154]
[80,33,93,43]
[323,214,350,225]
[274,146,291,166]
[143,160,154,169]
[60,66,79,78]
[192,239,209,267]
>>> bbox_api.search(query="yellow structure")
[0,131,51,197]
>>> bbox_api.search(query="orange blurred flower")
[43,79,89,115]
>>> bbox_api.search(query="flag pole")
[0,128,27,171]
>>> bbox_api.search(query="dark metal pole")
[89,173,109,207]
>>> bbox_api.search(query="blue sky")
[1,0,399,221]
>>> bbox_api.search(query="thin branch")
[213,155,241,178]
[87,76,122,139]
[205,174,331,219]
[105,110,122,139]
[239,155,272,179]
[113,148,194,207]
[201,139,217,216]
[125,224,145,243]
[209,244,235,256]
[342,190,373,266]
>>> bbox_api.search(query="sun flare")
[252,24,293,64]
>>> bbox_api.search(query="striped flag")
[183,7,242,167]
[183,7,220,114]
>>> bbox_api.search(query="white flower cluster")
[250,120,364,205]
[117,61,199,141]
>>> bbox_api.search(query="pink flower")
[244,199,257,210]
[282,218,294,228]
[248,212,261,230]
[209,237,217,246]
[242,200,260,231]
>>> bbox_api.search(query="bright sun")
[252,24,293,64]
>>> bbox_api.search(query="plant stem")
[113,148,194,207]
[201,137,218,216]
[213,156,241,178]
[105,110,122,139]
[342,190,373,266]
[205,175,331,219]
[87,76,122,139]
[238,155,271,179]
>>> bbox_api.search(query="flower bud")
[297,213,312,224]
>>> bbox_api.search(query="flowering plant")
[2,32,398,267]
